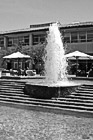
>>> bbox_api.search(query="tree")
[22,43,46,74]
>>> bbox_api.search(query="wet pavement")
[0,106,93,140]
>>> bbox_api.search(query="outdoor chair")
[26,70,35,76]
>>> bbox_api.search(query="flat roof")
[1,21,93,35]
[61,21,93,28]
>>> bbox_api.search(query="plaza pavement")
[0,105,93,140]
[0,76,93,139]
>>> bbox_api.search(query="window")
[79,32,86,42]
[0,38,4,47]
[18,37,23,43]
[64,33,70,43]
[87,31,93,42]
[8,37,18,47]
[33,35,39,45]
[14,62,18,69]
[71,32,78,43]
[33,34,46,45]
[8,38,13,47]
[40,36,45,44]
[24,36,29,45]
[13,37,18,45]
[14,62,22,69]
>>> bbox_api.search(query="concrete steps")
[1,95,93,113]
[0,79,93,115]
[0,95,93,111]
[1,95,93,108]
[0,80,26,95]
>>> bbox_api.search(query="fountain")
[25,23,81,99]
[45,23,68,84]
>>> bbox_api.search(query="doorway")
[7,62,11,70]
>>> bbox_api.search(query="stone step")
[0,92,28,97]
[78,87,93,91]
[80,85,93,89]
[0,96,93,111]
[69,94,93,100]
[0,85,24,89]
[58,97,93,103]
[0,86,24,90]
[0,79,25,82]
[0,83,25,86]
[0,87,23,91]
[72,92,93,97]
[0,79,25,83]
[0,82,25,86]
[0,89,24,94]
[0,94,30,100]
[0,81,24,86]
[75,90,93,94]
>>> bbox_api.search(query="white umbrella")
[65,51,93,59]
[65,51,93,75]
[3,52,30,75]
[3,51,30,59]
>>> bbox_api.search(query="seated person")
[22,68,27,76]
[18,69,21,76]
[10,69,14,76]
[76,69,81,76]
[88,68,93,77]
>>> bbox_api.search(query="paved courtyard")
[0,77,93,139]
[0,106,92,140]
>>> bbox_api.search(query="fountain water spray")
[45,23,68,84]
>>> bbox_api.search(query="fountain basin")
[24,81,81,99]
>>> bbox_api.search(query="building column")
[70,33,71,43]
[29,34,33,46]
[4,36,7,48]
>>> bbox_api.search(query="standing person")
[18,66,21,76]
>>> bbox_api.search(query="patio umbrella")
[65,51,93,59]
[3,51,30,59]
[3,52,30,75]
[65,51,93,75]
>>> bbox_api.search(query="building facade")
[0,21,93,73]
[61,22,93,55]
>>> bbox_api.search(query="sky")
[0,0,93,31]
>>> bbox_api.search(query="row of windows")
[0,34,46,47]
[8,36,29,47]
[64,31,93,43]
[1,31,93,47]
[8,34,46,46]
